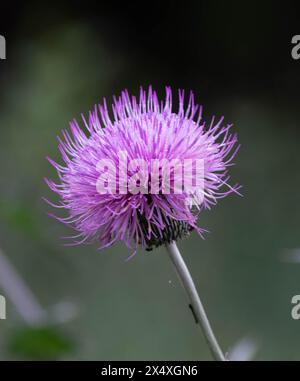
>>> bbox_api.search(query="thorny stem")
[165,241,226,361]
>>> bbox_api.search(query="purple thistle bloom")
[45,87,240,252]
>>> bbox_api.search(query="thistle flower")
[45,86,241,361]
[45,87,239,252]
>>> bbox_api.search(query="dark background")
[0,0,300,360]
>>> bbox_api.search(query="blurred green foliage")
[9,326,74,360]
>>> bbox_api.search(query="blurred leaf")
[0,201,38,237]
[8,326,74,360]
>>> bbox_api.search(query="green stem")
[165,241,225,361]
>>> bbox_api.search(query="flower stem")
[165,241,225,361]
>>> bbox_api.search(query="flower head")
[45,87,240,252]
